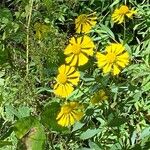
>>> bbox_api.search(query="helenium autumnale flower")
[53,65,80,97]
[56,102,84,127]
[64,35,95,66]
[112,5,137,24]
[96,43,129,75]
[91,89,108,105]
[75,12,97,33]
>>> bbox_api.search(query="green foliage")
[0,0,150,149]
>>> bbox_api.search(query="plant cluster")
[0,0,150,150]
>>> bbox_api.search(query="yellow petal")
[65,54,74,65]
[113,64,120,75]
[68,78,79,86]
[71,111,83,121]
[126,9,137,18]
[69,55,78,66]
[64,44,73,55]
[118,15,124,24]
[58,65,66,74]
[82,23,91,33]
[96,52,107,67]
[66,66,75,76]
[103,63,112,73]
[64,115,69,126]
[54,84,63,96]
[76,24,82,33]
[58,115,67,126]
[70,37,77,45]
[78,53,88,66]
[64,83,74,96]
[81,48,93,56]
[112,43,125,55]
[81,36,95,49]
[68,71,80,78]
[117,52,129,65]
[69,114,76,125]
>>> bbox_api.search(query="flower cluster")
[53,5,137,127]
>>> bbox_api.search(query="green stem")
[26,0,33,77]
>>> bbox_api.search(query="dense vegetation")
[0,0,150,149]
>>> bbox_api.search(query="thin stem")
[26,0,33,77]
[123,21,126,43]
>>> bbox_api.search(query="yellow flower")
[54,65,80,97]
[64,35,95,66]
[56,102,84,127]
[75,13,97,33]
[112,5,137,24]
[96,43,129,75]
[34,22,49,40]
[91,90,108,105]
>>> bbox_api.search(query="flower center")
[119,5,129,14]
[78,14,88,24]
[57,74,67,84]
[106,52,116,63]
[72,44,81,55]
[62,105,73,114]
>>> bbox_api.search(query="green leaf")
[80,129,100,140]
[18,106,31,118]
[100,24,115,39]
[41,102,67,132]
[72,122,84,132]
[0,140,12,148]
[14,116,46,150]
[0,8,13,22]
[14,116,39,139]
[0,94,3,106]
[24,126,46,150]
[107,114,127,127]
[89,141,102,150]
[140,127,150,139]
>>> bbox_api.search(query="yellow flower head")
[64,35,95,66]
[56,102,84,127]
[96,43,129,75]
[34,22,49,40]
[54,65,80,97]
[112,5,137,24]
[91,90,108,105]
[75,13,97,33]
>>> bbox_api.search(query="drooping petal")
[81,35,95,49]
[65,54,74,65]
[56,102,84,127]
[103,63,112,73]
[69,55,78,66]
[118,15,124,24]
[54,84,64,97]
[58,65,66,74]
[96,52,107,67]
[113,64,120,75]
[78,53,89,66]
[64,44,73,55]
[67,71,80,78]
[112,43,125,55]
[117,52,129,65]
[63,83,74,97]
